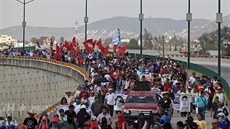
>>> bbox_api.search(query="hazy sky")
[0,0,229,29]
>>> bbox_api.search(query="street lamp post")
[16,0,34,50]
[84,0,88,41]
[216,0,222,76]
[139,0,144,58]
[186,0,192,69]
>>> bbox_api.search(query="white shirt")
[97,113,112,125]
[216,93,224,103]
[104,74,111,81]
[105,93,115,105]
[5,119,18,127]
[189,76,196,84]
[73,102,81,114]
[124,80,130,90]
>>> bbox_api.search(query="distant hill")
[177,14,230,40]
[0,16,209,42]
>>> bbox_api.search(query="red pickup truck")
[123,91,160,124]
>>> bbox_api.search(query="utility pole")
[16,0,34,50]
[84,0,88,41]
[139,0,144,58]
[216,0,222,76]
[155,35,165,58]
[186,0,192,69]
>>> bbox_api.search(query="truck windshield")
[126,96,155,103]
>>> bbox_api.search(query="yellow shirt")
[194,120,208,129]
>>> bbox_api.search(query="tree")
[143,29,153,49]
[30,37,38,43]
[128,38,139,49]
[51,36,55,42]
[224,44,230,56]
[60,37,64,43]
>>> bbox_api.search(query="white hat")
[218,112,225,117]
[91,116,97,120]
[7,112,13,118]
[81,104,86,109]
[108,88,113,91]
[27,109,37,115]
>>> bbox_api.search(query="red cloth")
[118,46,128,55]
[91,121,99,129]
[36,41,41,48]
[164,82,172,91]
[114,45,118,52]
[72,37,77,47]
[117,113,127,129]
[83,39,95,53]
[64,40,70,50]
[50,38,53,47]
[96,39,109,54]
[79,91,90,98]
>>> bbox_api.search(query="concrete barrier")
[0,56,89,122]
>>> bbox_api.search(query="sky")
[0,0,230,29]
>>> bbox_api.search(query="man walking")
[196,91,208,120]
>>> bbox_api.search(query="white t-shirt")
[105,93,115,105]
[216,93,224,103]
[189,76,196,84]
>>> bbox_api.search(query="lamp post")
[139,0,144,58]
[84,0,88,41]
[16,0,34,50]
[186,0,192,69]
[216,0,222,76]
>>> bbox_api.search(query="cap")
[217,87,222,90]
[108,88,113,91]
[81,104,86,109]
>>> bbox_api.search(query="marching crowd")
[0,48,230,129]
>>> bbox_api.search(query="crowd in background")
[0,48,230,129]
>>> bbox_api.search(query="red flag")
[113,45,118,52]
[96,39,109,54]
[36,41,41,48]
[102,44,109,54]
[69,43,75,51]
[56,44,59,52]
[75,43,81,55]
[64,40,70,50]
[83,39,94,53]
[50,38,53,47]
[118,45,128,55]
[72,37,77,47]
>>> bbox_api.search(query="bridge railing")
[1,56,88,127]
[130,53,230,102]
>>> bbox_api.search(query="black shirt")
[161,98,172,109]
[23,117,38,129]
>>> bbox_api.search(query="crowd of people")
[0,48,230,129]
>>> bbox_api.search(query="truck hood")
[124,103,158,110]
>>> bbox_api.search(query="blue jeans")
[198,107,206,120]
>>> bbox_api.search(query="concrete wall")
[0,57,87,121]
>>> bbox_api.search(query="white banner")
[179,93,191,112]
[172,95,180,111]
[114,94,127,111]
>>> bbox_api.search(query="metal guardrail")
[163,54,230,59]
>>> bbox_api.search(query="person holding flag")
[112,29,121,52]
